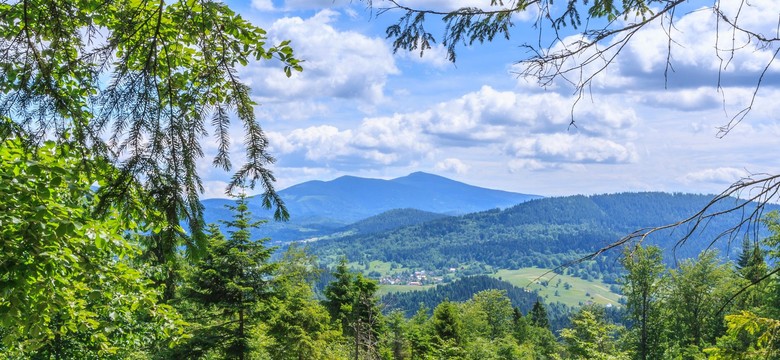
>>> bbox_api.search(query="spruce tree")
[529,300,550,330]
[181,193,276,359]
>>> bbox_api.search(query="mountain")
[201,172,541,242]
[336,208,451,236]
[309,192,777,276]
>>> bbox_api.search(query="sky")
[199,0,780,199]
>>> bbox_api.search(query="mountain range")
[202,172,541,242]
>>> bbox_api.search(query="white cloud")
[241,9,398,104]
[505,133,638,164]
[436,158,470,174]
[265,85,640,172]
[282,0,353,10]
[396,43,452,69]
[515,1,780,96]
[640,87,722,112]
[201,180,232,200]
[267,114,435,168]
[681,167,750,184]
[251,0,274,11]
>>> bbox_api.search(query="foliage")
[467,290,515,340]
[664,251,737,352]
[176,193,276,359]
[529,300,550,330]
[382,275,538,317]
[560,307,628,360]
[0,0,301,262]
[0,136,181,356]
[432,300,463,356]
[706,311,780,359]
[620,245,665,360]
[265,245,343,360]
[323,259,383,360]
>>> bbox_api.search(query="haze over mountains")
[202,172,541,242]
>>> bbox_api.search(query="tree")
[323,260,383,360]
[0,135,180,356]
[432,300,463,352]
[620,245,666,360]
[560,307,628,360]
[406,304,434,360]
[265,244,342,360]
[0,0,301,283]
[350,274,383,360]
[760,211,780,313]
[705,311,780,359]
[325,259,358,333]
[467,289,515,340]
[665,251,738,354]
[735,236,768,311]
[512,307,531,344]
[529,300,550,330]
[382,310,409,360]
[179,193,276,360]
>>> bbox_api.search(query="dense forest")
[4,135,780,359]
[338,208,452,236]
[309,193,772,283]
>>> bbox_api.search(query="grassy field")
[353,262,623,308]
[347,260,411,276]
[493,267,622,308]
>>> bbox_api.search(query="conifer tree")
[529,300,550,330]
[180,193,276,359]
[266,245,340,360]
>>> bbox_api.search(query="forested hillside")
[311,193,770,276]
[338,208,451,236]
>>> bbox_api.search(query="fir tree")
[529,300,550,330]
[181,192,276,359]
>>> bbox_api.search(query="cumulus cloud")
[394,0,508,11]
[267,113,435,168]
[435,158,470,174]
[201,180,233,200]
[640,87,722,112]
[241,9,398,104]
[618,7,780,88]
[505,133,637,164]
[681,167,750,184]
[266,85,640,172]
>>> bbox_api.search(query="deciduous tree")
[0,135,180,355]
[620,245,666,360]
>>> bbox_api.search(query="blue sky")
[199,0,780,199]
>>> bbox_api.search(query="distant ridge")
[338,208,451,236]
[201,172,541,242]
[309,192,780,269]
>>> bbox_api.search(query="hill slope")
[337,208,451,236]
[201,172,540,242]
[310,192,774,273]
